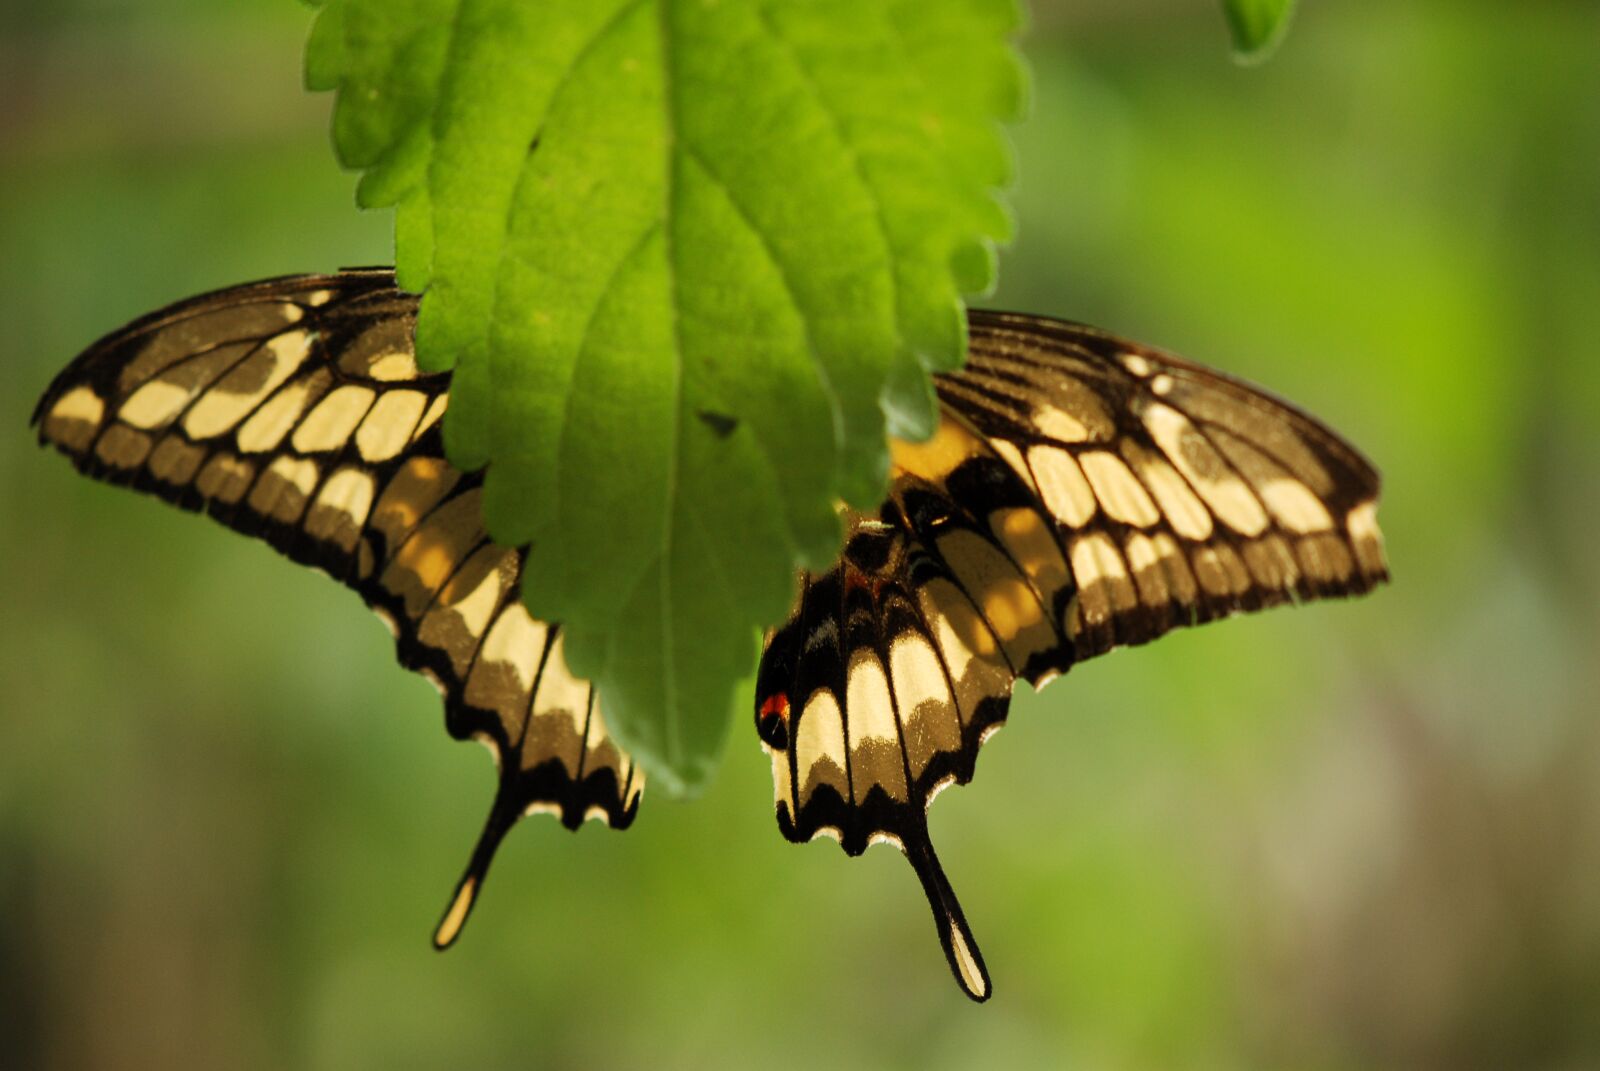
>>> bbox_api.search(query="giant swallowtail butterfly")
[34,269,1386,1000]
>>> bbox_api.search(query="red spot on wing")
[757,691,792,750]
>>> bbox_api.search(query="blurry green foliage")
[2,2,1597,1069]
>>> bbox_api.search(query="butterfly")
[34,268,1386,1001]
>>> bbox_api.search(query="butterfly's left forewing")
[34,271,643,946]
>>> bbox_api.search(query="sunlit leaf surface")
[306,0,1025,791]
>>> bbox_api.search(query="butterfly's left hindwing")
[756,312,1388,1001]
[33,271,643,947]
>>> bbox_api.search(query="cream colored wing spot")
[579,697,627,782]
[1121,352,1153,377]
[1078,450,1161,528]
[305,467,377,553]
[770,749,795,812]
[1210,429,1334,533]
[1124,532,1172,609]
[147,436,207,486]
[338,319,416,379]
[983,361,1115,443]
[1122,440,1213,542]
[419,545,513,675]
[1026,444,1097,528]
[523,801,563,820]
[355,389,428,462]
[1031,404,1093,443]
[935,528,1055,669]
[119,379,192,430]
[1151,533,1199,607]
[412,394,449,442]
[949,350,1118,443]
[381,490,484,618]
[1163,382,1334,496]
[292,384,377,454]
[433,876,478,949]
[236,374,324,453]
[194,454,255,505]
[888,631,960,781]
[525,634,588,778]
[845,650,908,803]
[216,329,312,400]
[370,457,461,552]
[986,438,1037,494]
[183,333,313,439]
[420,667,449,698]
[367,351,420,381]
[1035,392,1116,443]
[466,606,547,739]
[1346,502,1386,574]
[1254,473,1331,531]
[949,921,989,1000]
[168,350,262,438]
[1068,532,1137,634]
[248,456,319,525]
[94,425,153,469]
[44,386,106,450]
[1141,402,1268,537]
[795,690,849,807]
[917,578,1011,725]
[372,605,400,639]
[990,506,1071,615]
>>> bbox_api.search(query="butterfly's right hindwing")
[755,311,1389,1001]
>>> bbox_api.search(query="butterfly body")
[35,270,1386,1002]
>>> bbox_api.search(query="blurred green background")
[3,2,1597,1068]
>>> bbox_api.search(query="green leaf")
[1222,0,1296,64]
[308,0,1025,795]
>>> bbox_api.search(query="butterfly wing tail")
[904,830,992,1002]
[432,788,521,950]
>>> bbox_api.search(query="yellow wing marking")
[845,649,908,803]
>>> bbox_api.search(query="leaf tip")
[1224,0,1298,65]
